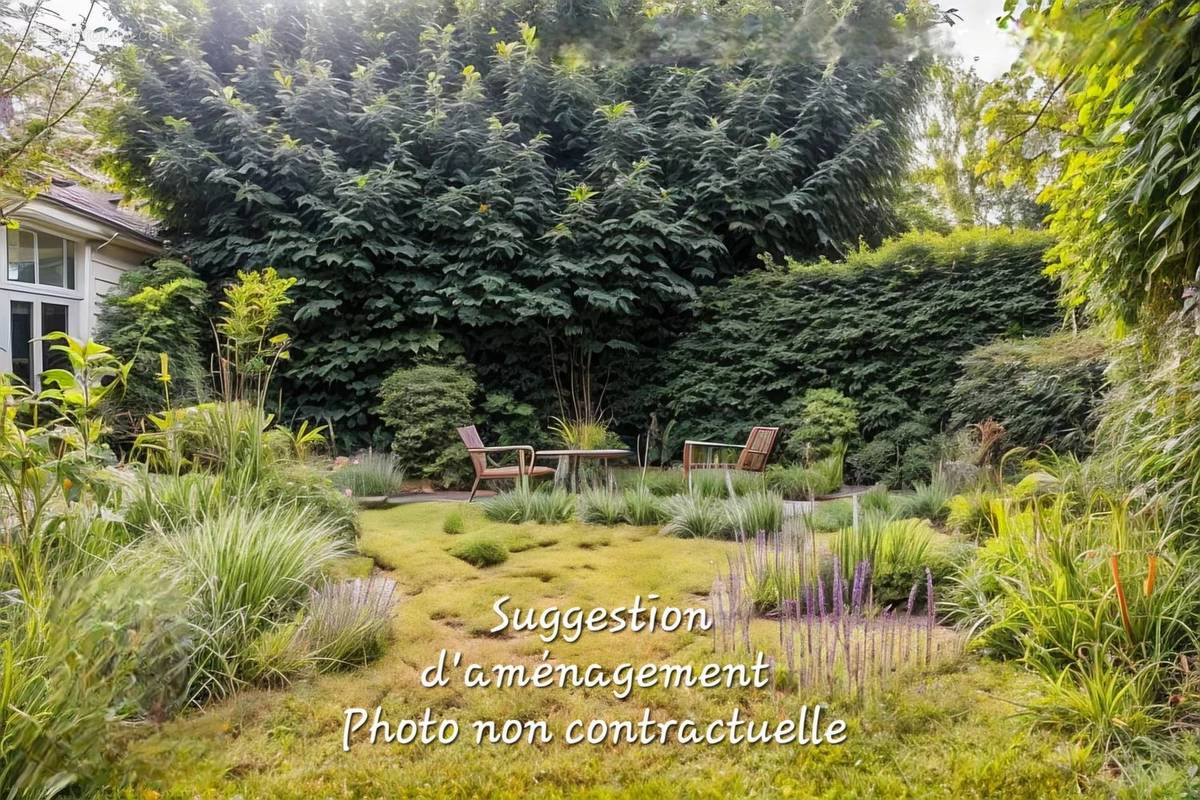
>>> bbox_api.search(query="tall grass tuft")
[578,489,627,525]
[330,452,406,497]
[482,487,575,525]
[304,576,399,668]
[728,491,784,536]
[153,501,346,703]
[895,475,953,522]
[622,486,670,526]
[663,494,732,538]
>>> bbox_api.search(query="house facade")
[1,178,161,387]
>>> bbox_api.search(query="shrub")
[728,491,784,536]
[653,229,1057,451]
[262,464,360,541]
[578,489,626,526]
[781,388,858,461]
[95,258,209,435]
[663,495,732,539]
[377,365,476,487]
[330,452,407,497]
[442,509,466,535]
[451,538,509,568]
[848,419,937,488]
[621,486,670,526]
[949,331,1108,456]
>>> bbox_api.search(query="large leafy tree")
[103,0,943,444]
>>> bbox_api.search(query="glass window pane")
[40,303,69,375]
[65,241,76,289]
[7,230,34,283]
[9,301,32,386]
[40,237,65,287]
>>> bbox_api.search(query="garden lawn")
[114,503,1100,799]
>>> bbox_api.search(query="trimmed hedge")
[948,331,1108,455]
[648,229,1058,453]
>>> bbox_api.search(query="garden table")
[534,449,632,492]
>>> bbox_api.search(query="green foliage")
[782,388,858,461]
[895,477,952,523]
[152,501,347,703]
[663,494,732,539]
[654,229,1057,470]
[450,538,509,568]
[482,487,575,525]
[947,489,1003,539]
[807,500,854,533]
[766,444,845,499]
[615,468,686,497]
[95,258,209,435]
[727,491,784,536]
[578,489,626,526]
[104,0,941,446]
[848,418,937,488]
[330,452,407,497]
[949,331,1108,456]
[377,365,476,487]
[621,486,670,526]
[442,509,466,535]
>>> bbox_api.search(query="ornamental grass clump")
[153,501,346,703]
[483,487,575,525]
[304,576,399,667]
[578,488,626,525]
[895,476,952,523]
[621,486,670,526]
[451,538,509,567]
[728,490,784,536]
[442,508,466,535]
[663,494,732,539]
[331,452,407,497]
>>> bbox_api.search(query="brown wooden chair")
[457,425,555,502]
[682,426,780,488]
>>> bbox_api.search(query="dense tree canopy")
[103,0,944,444]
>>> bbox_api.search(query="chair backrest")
[457,425,486,475]
[736,426,780,473]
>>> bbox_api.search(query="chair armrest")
[683,440,745,450]
[467,445,535,455]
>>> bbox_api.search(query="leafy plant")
[947,489,1003,539]
[95,258,209,436]
[895,477,953,523]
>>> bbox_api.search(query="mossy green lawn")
[114,503,1101,798]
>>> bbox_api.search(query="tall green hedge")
[103,0,941,446]
[948,331,1108,456]
[645,229,1058,450]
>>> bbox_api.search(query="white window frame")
[1,225,86,386]
[1,225,85,300]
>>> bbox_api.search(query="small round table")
[535,449,632,491]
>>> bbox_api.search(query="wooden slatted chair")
[457,425,555,502]
[681,426,781,488]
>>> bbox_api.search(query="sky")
[39,0,1023,79]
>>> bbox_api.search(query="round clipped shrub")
[376,365,476,487]
[781,388,858,462]
[451,538,508,568]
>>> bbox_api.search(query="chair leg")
[468,476,481,503]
